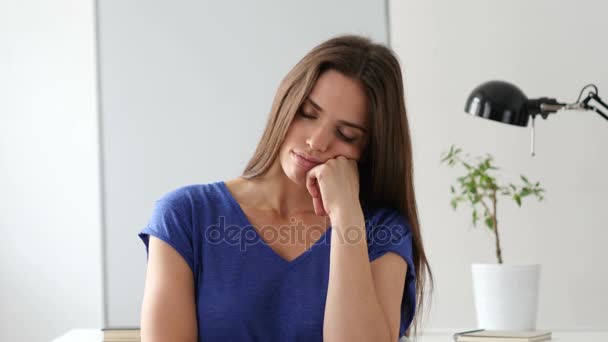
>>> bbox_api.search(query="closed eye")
[298,111,358,143]
[298,112,316,119]
[337,131,357,143]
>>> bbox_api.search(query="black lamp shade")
[465,81,530,127]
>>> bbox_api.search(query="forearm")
[323,206,393,342]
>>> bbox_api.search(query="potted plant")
[440,145,546,331]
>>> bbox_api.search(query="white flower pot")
[471,263,541,331]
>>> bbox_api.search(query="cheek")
[281,125,299,151]
[279,124,301,161]
[282,120,314,153]
[335,143,365,160]
[352,140,370,161]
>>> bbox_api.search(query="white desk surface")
[52,329,608,342]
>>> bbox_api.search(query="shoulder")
[155,181,225,209]
[363,205,414,262]
[147,182,233,225]
[364,206,411,235]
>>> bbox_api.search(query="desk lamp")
[464,81,607,156]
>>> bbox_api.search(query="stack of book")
[101,327,140,342]
[453,329,552,342]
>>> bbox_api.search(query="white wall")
[97,0,389,326]
[390,0,608,332]
[9,1,602,338]
[0,0,103,341]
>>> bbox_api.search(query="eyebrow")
[305,97,368,133]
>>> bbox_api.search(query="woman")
[139,34,433,342]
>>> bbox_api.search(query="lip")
[291,151,322,170]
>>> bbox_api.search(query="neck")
[240,159,316,218]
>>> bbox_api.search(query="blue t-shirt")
[139,181,416,341]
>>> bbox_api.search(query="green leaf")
[514,194,522,206]
[468,184,477,194]
[520,175,529,183]
[450,185,455,194]
[472,210,478,226]
[481,174,492,187]
[484,217,494,230]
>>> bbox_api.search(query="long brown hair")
[241,34,433,337]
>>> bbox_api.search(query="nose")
[306,124,331,153]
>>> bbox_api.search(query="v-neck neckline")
[218,180,332,265]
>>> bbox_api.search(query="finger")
[312,196,322,216]
[305,168,320,199]
[313,196,327,217]
[307,171,325,216]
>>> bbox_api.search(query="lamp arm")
[582,93,608,121]
[527,88,606,157]
[535,91,608,122]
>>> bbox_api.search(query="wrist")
[329,203,364,227]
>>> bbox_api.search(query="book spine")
[453,329,486,342]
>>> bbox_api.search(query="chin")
[286,166,307,185]
[280,154,306,185]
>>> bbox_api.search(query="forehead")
[306,69,368,126]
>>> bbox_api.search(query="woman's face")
[279,69,370,185]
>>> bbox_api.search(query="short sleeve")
[138,196,196,274]
[366,207,417,337]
